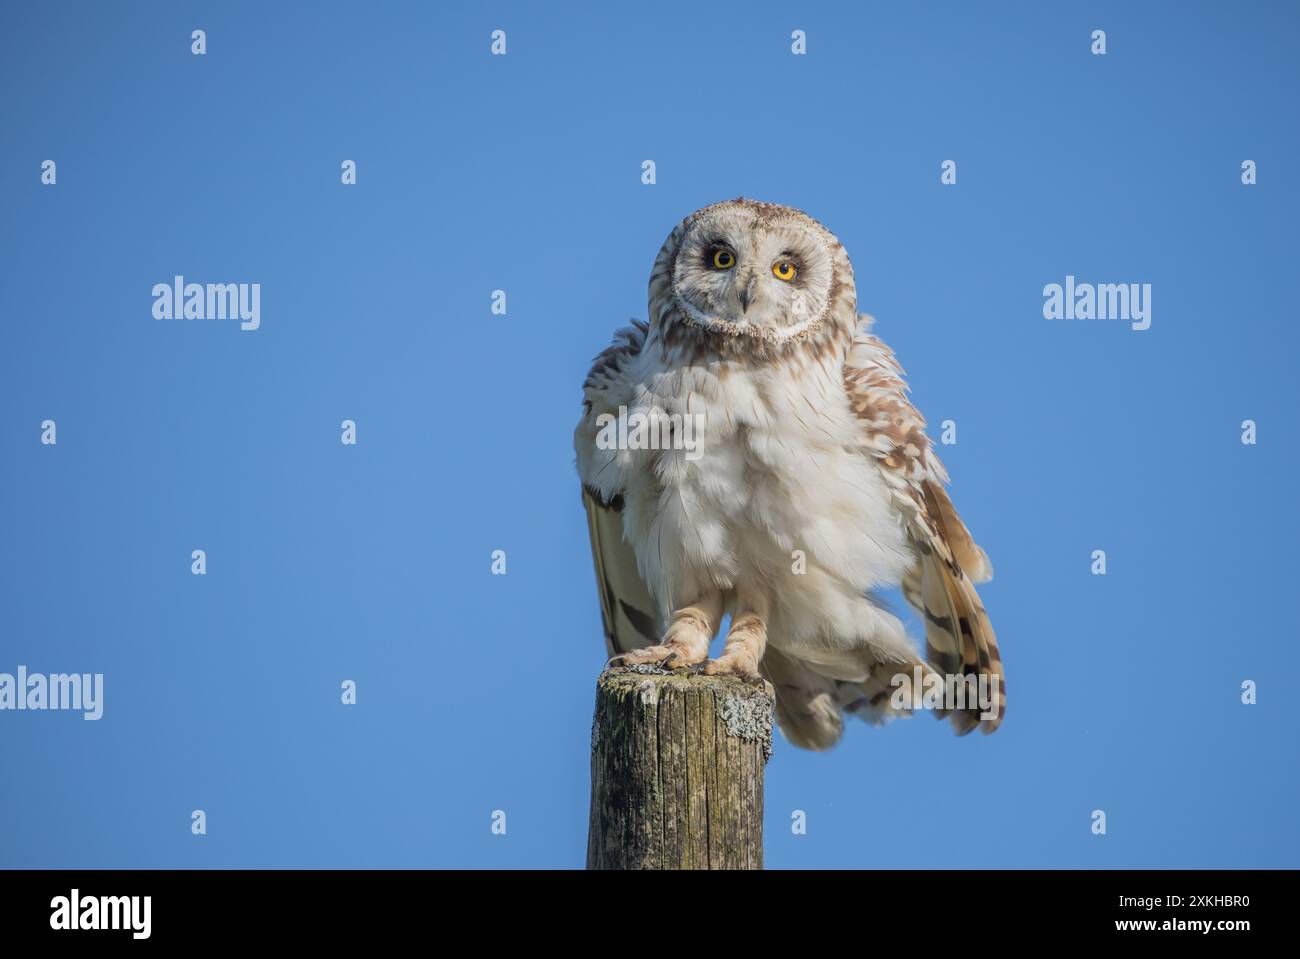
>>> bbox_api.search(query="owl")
[574,198,1003,749]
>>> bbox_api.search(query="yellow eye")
[772,260,797,282]
[711,249,735,270]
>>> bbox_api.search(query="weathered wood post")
[586,666,774,870]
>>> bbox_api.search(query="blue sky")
[1,0,1297,867]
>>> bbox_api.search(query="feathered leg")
[701,587,771,689]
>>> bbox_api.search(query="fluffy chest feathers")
[617,353,914,602]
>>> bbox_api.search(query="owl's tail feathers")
[763,647,934,750]
[839,655,942,727]
[902,553,1005,736]
[764,609,1005,750]
[760,646,845,751]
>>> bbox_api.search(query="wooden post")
[586,666,774,870]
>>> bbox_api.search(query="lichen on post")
[586,666,774,870]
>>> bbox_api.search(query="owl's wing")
[844,316,1004,733]
[575,321,663,656]
[581,488,662,656]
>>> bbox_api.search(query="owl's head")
[650,198,856,349]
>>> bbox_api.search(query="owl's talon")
[751,677,777,698]
[699,656,766,687]
[610,641,709,671]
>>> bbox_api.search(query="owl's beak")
[738,274,758,313]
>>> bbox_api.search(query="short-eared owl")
[574,199,1003,750]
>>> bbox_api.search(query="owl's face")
[669,203,837,341]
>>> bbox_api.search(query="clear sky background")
[2,1,1297,868]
